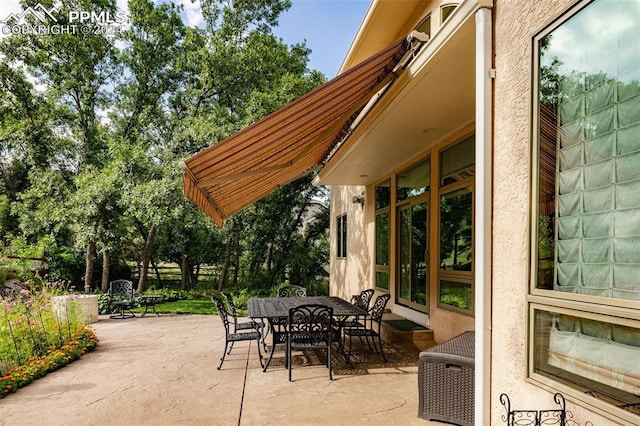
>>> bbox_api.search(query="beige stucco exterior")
[325,0,632,424]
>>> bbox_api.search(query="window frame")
[528,0,640,422]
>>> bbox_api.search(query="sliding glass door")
[398,199,429,311]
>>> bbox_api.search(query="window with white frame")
[531,0,640,421]
[336,213,347,258]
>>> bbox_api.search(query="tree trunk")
[232,246,240,287]
[181,255,189,290]
[84,239,96,293]
[137,223,158,293]
[218,219,236,291]
[101,248,110,292]
[152,258,162,287]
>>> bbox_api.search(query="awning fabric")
[181,36,417,227]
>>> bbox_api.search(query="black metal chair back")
[287,304,333,381]
[369,293,391,327]
[108,279,134,300]
[278,285,307,297]
[353,289,375,310]
[222,292,240,325]
[107,280,136,319]
[212,296,264,370]
[214,297,232,334]
[343,293,391,363]
[222,292,265,348]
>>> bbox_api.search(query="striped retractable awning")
[181,34,422,226]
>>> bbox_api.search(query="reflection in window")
[397,159,430,202]
[438,137,474,312]
[399,203,428,307]
[376,181,391,210]
[534,309,640,413]
[375,211,389,290]
[439,280,472,310]
[441,4,457,24]
[532,0,640,418]
[440,136,474,187]
[440,188,473,271]
[536,0,640,301]
[376,180,391,290]
[415,14,431,38]
[336,214,347,258]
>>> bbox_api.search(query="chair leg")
[287,340,293,382]
[328,345,332,380]
[377,334,387,363]
[255,337,264,368]
[218,341,229,370]
[227,341,235,355]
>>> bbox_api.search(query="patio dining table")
[247,296,368,370]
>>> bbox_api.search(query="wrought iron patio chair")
[287,304,334,381]
[222,292,266,351]
[277,285,307,297]
[341,288,376,348]
[352,288,375,311]
[344,293,391,363]
[347,288,375,328]
[212,297,263,370]
[107,279,136,319]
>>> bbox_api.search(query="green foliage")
[0,325,98,398]
[134,297,215,315]
[0,286,87,375]
[0,0,329,299]
[439,284,472,311]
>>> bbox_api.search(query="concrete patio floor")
[0,314,439,426]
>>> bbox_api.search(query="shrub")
[0,325,98,398]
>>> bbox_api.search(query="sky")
[272,0,370,77]
[0,0,370,78]
[179,0,370,77]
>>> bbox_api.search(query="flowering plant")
[0,325,98,398]
[1,280,96,395]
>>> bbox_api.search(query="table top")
[248,296,367,319]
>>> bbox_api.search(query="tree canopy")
[0,0,329,293]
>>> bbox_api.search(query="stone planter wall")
[52,295,99,324]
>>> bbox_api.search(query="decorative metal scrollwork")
[500,393,593,426]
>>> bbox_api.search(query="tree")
[0,0,330,295]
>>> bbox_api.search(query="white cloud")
[176,0,203,28]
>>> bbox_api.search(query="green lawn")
[133,297,216,315]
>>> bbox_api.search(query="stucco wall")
[329,184,371,301]
[491,1,612,424]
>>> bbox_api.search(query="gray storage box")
[418,330,475,425]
